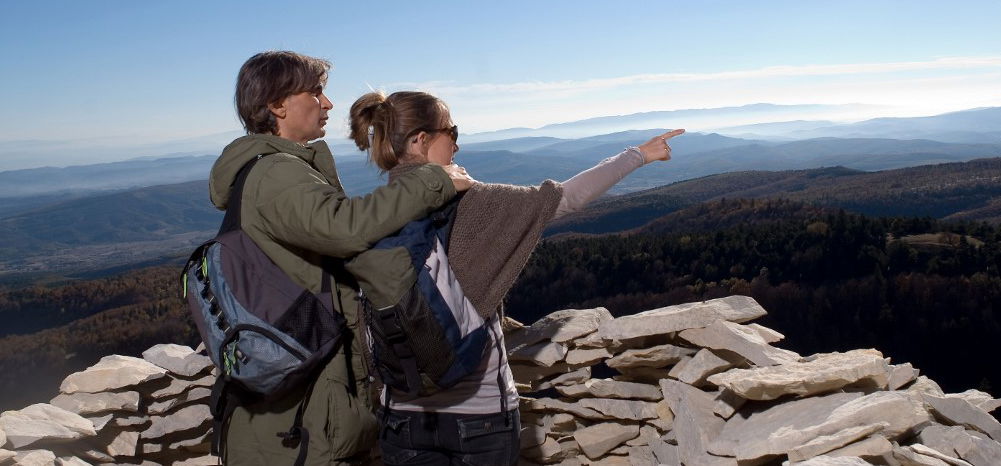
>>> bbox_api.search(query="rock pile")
[507,295,1001,465]
[0,344,216,465]
[1,295,999,465]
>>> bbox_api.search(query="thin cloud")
[419,56,1001,96]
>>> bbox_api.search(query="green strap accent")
[223,342,237,376]
[182,273,188,298]
[201,257,208,278]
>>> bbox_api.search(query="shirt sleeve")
[552,147,644,219]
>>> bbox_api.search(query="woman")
[347,91,682,466]
[211,52,474,466]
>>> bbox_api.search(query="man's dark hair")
[235,51,331,134]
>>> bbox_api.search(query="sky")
[1,0,1001,169]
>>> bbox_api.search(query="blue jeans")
[377,408,521,466]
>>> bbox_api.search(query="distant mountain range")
[546,157,1001,236]
[715,107,1001,143]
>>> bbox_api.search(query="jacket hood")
[209,133,332,209]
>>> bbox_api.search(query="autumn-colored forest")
[2,198,1001,410]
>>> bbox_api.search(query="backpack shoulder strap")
[218,155,267,236]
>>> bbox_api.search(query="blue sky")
[1,0,1000,168]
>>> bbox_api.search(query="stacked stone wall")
[2,295,1000,465]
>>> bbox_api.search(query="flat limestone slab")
[507,307,613,351]
[142,344,213,378]
[573,422,639,459]
[583,379,663,401]
[143,404,212,439]
[13,449,57,466]
[754,391,930,463]
[0,403,98,449]
[60,355,167,394]
[509,341,567,367]
[923,395,1001,441]
[577,398,659,421]
[675,348,735,387]
[795,456,872,465]
[944,389,1001,413]
[660,379,736,466]
[786,423,889,462]
[706,349,889,400]
[50,391,140,416]
[823,434,893,459]
[679,320,799,367]
[710,391,861,458]
[596,295,767,342]
[150,374,215,399]
[605,344,696,369]
[520,397,605,420]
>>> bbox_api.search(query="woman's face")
[272,87,333,144]
[425,124,459,166]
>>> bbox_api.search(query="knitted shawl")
[388,164,563,319]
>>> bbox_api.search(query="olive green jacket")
[208,134,456,465]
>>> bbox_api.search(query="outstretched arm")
[553,129,685,219]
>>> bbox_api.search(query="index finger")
[662,129,686,140]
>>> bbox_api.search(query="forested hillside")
[514,199,1001,395]
[3,197,1001,411]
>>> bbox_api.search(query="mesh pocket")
[369,287,454,390]
[273,291,345,353]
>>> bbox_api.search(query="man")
[209,50,473,465]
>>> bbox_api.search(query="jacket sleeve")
[253,157,456,258]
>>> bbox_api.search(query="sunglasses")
[414,125,458,143]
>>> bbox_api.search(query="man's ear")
[268,98,287,119]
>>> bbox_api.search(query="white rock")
[520,397,605,420]
[60,355,167,394]
[675,349,736,386]
[923,394,1001,441]
[509,341,567,367]
[521,436,562,463]
[565,347,612,366]
[584,379,662,401]
[889,362,920,390]
[573,423,639,459]
[143,404,212,439]
[49,391,140,416]
[174,455,222,466]
[86,413,114,431]
[555,383,591,398]
[795,456,873,465]
[754,391,930,463]
[713,388,746,419]
[0,449,14,462]
[917,424,1001,466]
[12,449,57,466]
[679,320,800,367]
[907,376,946,398]
[822,434,893,459]
[944,389,1001,414]
[536,367,591,391]
[625,445,656,466]
[909,444,974,466]
[710,391,862,458]
[150,373,214,399]
[520,424,548,449]
[511,362,572,385]
[508,307,613,351]
[746,323,784,343]
[785,423,888,462]
[706,349,889,400]
[892,445,953,466]
[660,379,735,466]
[0,425,5,448]
[147,387,211,415]
[605,344,696,369]
[577,398,659,421]
[596,295,767,342]
[142,343,214,377]
[106,430,139,457]
[0,403,98,449]
[57,456,94,466]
